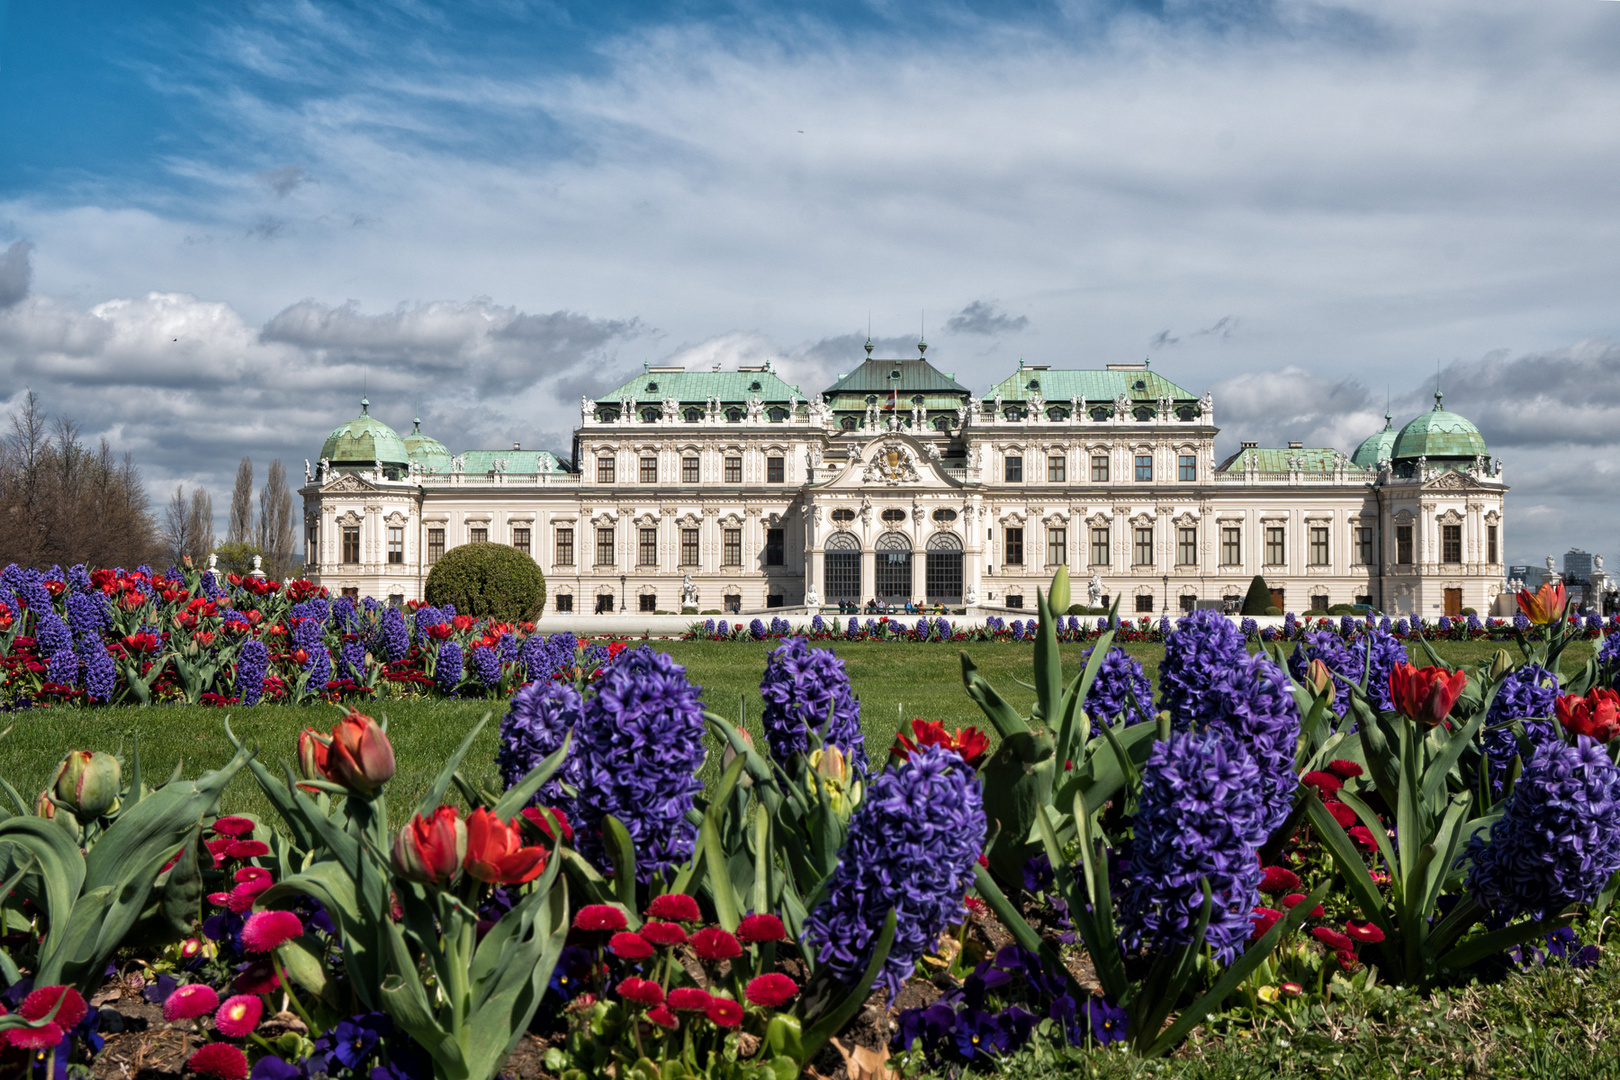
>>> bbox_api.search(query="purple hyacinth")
[1513,611,1530,632]
[374,606,410,663]
[470,645,502,688]
[703,618,717,637]
[758,637,867,770]
[1238,616,1256,638]
[66,591,108,641]
[35,610,72,661]
[67,564,90,592]
[362,597,381,614]
[1081,646,1153,727]
[846,616,859,638]
[1191,653,1302,836]
[717,620,730,637]
[1118,732,1268,964]
[749,618,766,640]
[235,639,269,705]
[331,598,358,632]
[915,617,928,637]
[435,641,463,695]
[1010,619,1024,639]
[1349,628,1408,713]
[581,642,610,671]
[1157,609,1249,727]
[519,633,554,681]
[811,614,824,634]
[1481,663,1560,797]
[570,647,706,879]
[47,640,78,686]
[497,679,583,808]
[338,639,368,683]
[1339,614,1357,637]
[1466,737,1620,924]
[803,745,986,997]
[936,617,952,639]
[83,640,115,703]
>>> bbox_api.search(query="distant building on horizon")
[1565,547,1594,583]
[298,350,1509,618]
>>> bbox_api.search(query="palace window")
[512,527,530,556]
[764,528,785,566]
[1047,528,1066,567]
[1177,527,1196,566]
[1221,527,1240,566]
[682,456,700,483]
[470,526,487,545]
[1487,524,1498,564]
[596,527,615,566]
[1091,455,1109,483]
[427,528,445,565]
[1090,527,1109,566]
[1356,526,1373,566]
[307,521,319,570]
[724,457,743,484]
[684,408,702,423]
[342,526,360,564]
[1135,455,1153,482]
[640,594,657,612]
[555,528,574,566]
[555,594,573,613]
[723,528,743,566]
[932,508,957,523]
[681,528,699,566]
[640,457,657,483]
[767,456,785,483]
[880,508,906,524]
[1442,524,1462,564]
[342,587,359,598]
[387,526,404,564]
[1135,594,1155,613]
[1265,526,1285,566]
[1180,594,1196,613]
[1047,456,1066,483]
[1396,524,1413,565]
[1004,456,1023,483]
[1309,527,1330,566]
[597,456,615,483]
[639,528,657,566]
[1134,527,1154,566]
[831,508,856,524]
[1178,454,1196,482]
[1004,527,1024,566]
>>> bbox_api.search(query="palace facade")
[301,346,1508,618]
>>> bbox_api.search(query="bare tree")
[0,393,159,568]
[162,486,193,568]
[186,487,215,565]
[227,457,254,544]
[257,460,295,579]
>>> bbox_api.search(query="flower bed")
[4,572,1620,1079]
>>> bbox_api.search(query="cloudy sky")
[2,0,1618,567]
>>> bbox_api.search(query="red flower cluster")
[1557,689,1620,743]
[1388,663,1467,726]
[891,718,991,769]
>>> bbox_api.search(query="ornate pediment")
[322,473,378,494]
[861,442,923,486]
[822,433,960,491]
[1423,470,1484,491]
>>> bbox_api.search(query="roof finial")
[360,395,369,415]
[1434,363,1443,410]
[1384,388,1392,429]
[413,415,422,432]
[918,310,927,356]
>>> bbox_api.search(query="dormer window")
[1134,379,1147,391]
[1090,406,1112,421]
[767,407,788,422]
[866,395,878,405]
[684,408,703,422]
[1028,379,1040,391]
[750,381,762,392]
[640,407,661,423]
[1133,406,1155,422]
[646,381,659,392]
[726,408,744,422]
[911,394,925,405]
[841,416,859,430]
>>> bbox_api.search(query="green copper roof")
[457,450,568,475]
[1216,447,1366,474]
[597,366,804,405]
[1391,392,1488,461]
[402,417,452,471]
[984,364,1199,404]
[823,352,972,401]
[320,399,409,466]
[1350,413,1398,468]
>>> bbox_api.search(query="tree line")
[0,392,299,577]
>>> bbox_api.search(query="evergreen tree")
[1240,574,1273,616]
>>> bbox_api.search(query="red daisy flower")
[210,816,257,837]
[19,986,87,1029]
[1325,760,1364,780]
[639,921,688,947]
[573,904,629,932]
[187,1043,250,1080]
[737,913,787,944]
[617,977,665,1008]
[1344,920,1385,944]
[646,1005,679,1030]
[667,988,714,1012]
[1300,771,1344,795]
[213,995,263,1038]
[690,927,743,963]
[163,984,221,1021]
[745,973,799,1008]
[1258,866,1300,894]
[645,894,701,923]
[241,910,303,953]
[1311,927,1353,952]
[609,933,655,961]
[705,998,744,1027]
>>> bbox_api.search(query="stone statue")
[805,586,819,607]
[251,554,265,579]
[662,395,679,420]
[965,584,978,605]
[1088,573,1103,609]
[207,552,219,572]
[581,395,593,425]
[304,459,312,483]
[318,457,331,479]
[682,574,699,607]
[1546,554,1557,576]
[1597,554,1606,574]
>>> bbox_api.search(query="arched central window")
[824,531,861,602]
[875,531,912,601]
[925,532,963,605]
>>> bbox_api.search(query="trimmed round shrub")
[1263,606,1282,616]
[1240,574,1272,616]
[423,542,547,622]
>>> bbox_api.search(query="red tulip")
[1556,689,1620,744]
[1516,581,1568,625]
[297,728,330,784]
[393,806,467,886]
[1387,663,1467,726]
[891,718,991,769]
[325,709,396,794]
[464,808,548,884]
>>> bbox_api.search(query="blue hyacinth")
[804,745,986,996]
[374,606,410,663]
[717,620,730,637]
[1081,646,1153,727]
[82,641,115,704]
[35,610,72,661]
[470,644,502,687]
[236,639,269,705]
[1466,737,1620,924]
[435,641,463,695]
[1118,732,1268,964]
[46,640,77,686]
[935,617,951,639]
[497,679,583,809]
[66,591,108,641]
[1191,653,1302,836]
[846,616,859,638]
[704,618,716,636]
[1010,620,1024,639]
[571,647,707,879]
[519,634,554,682]
[811,614,824,633]
[750,618,766,639]
[338,639,368,683]
[758,637,866,770]
[1481,664,1560,798]
[1158,609,1249,728]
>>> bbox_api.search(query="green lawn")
[0,638,1595,820]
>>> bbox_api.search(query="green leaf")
[601,815,639,918]
[960,653,1032,738]
[1303,797,1395,945]
[1032,586,1062,725]
[700,814,742,931]
[490,731,573,819]
[416,714,491,819]
[1437,915,1569,974]
[799,909,897,1062]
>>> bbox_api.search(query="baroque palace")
[300,345,1508,618]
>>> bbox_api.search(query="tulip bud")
[1047,566,1071,615]
[1305,659,1335,702]
[1489,649,1514,681]
[720,728,755,789]
[52,751,121,819]
[325,710,396,795]
[393,806,467,887]
[809,746,862,816]
[296,729,329,782]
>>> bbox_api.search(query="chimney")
[1240,440,1257,450]
[513,441,521,451]
[1288,441,1303,450]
